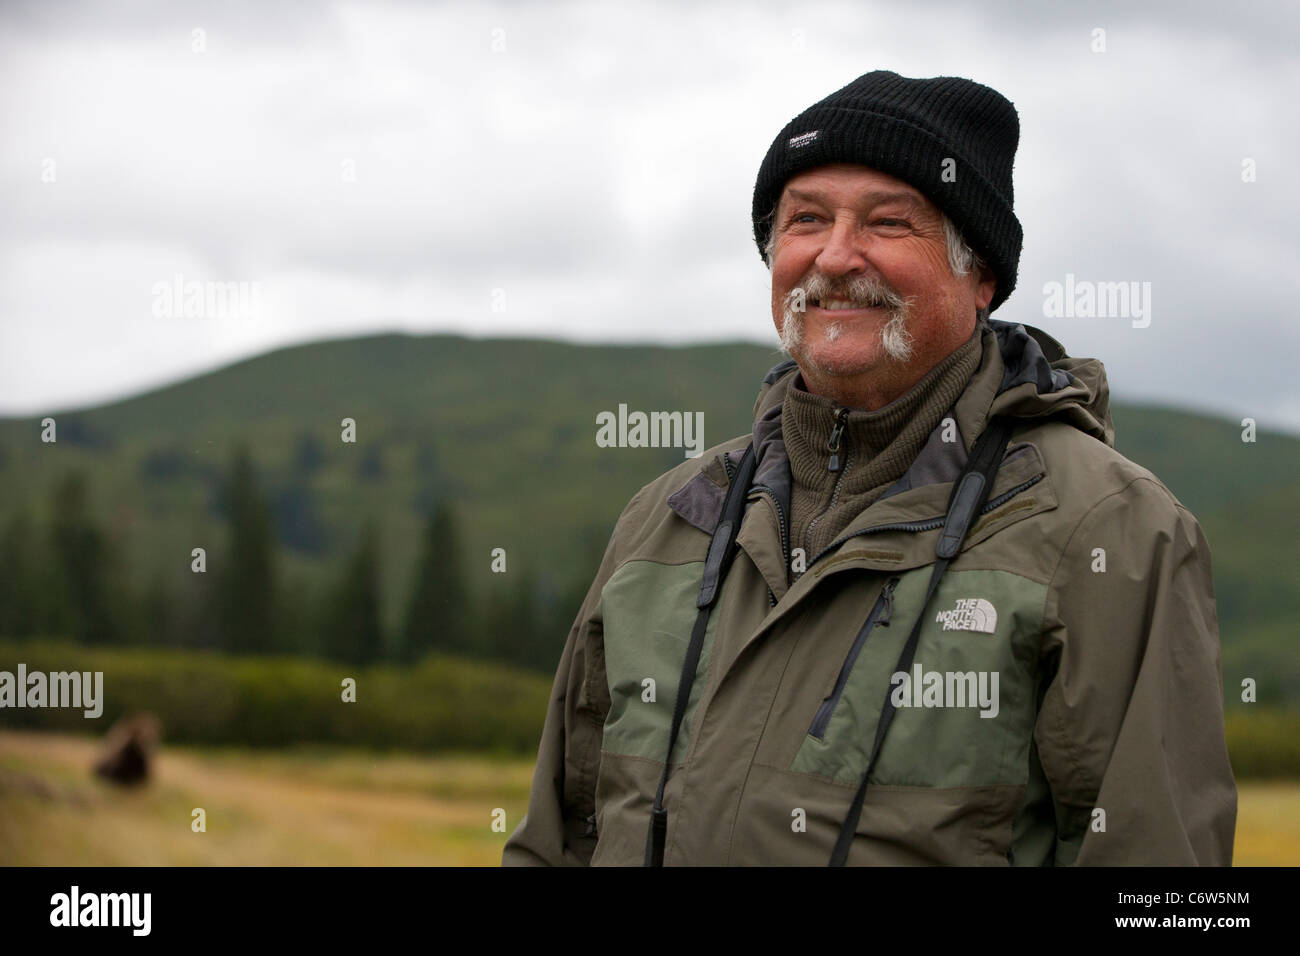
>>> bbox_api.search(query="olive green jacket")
[502,319,1237,866]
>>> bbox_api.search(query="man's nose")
[814,216,869,276]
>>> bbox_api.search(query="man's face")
[769,163,996,408]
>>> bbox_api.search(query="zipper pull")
[878,577,900,626]
[827,407,849,472]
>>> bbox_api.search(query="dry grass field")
[1,729,1295,866]
[0,730,531,865]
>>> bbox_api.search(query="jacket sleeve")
[500,495,632,866]
[1035,476,1238,865]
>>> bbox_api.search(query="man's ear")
[974,263,997,310]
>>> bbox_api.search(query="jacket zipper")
[751,485,788,608]
[804,406,853,558]
[808,576,901,739]
[806,471,1045,571]
[827,406,849,472]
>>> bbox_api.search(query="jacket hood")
[982,320,1113,447]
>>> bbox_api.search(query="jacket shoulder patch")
[666,469,726,535]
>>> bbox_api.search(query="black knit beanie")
[752,70,1022,312]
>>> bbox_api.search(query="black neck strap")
[645,443,757,866]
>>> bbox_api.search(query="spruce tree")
[483,567,537,669]
[49,471,118,645]
[401,500,471,663]
[217,446,277,654]
[322,519,384,666]
[0,512,41,637]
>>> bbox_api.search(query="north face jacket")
[502,319,1238,866]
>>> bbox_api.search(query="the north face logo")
[788,130,820,149]
[935,598,998,634]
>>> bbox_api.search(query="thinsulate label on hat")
[788,130,820,149]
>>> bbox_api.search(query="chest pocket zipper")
[807,576,901,740]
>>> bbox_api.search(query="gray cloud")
[1,0,1297,433]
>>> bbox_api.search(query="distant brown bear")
[93,713,161,786]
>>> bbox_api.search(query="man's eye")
[875,218,908,227]
[792,214,818,224]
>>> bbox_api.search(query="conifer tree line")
[0,445,591,673]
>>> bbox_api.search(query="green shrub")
[0,638,548,753]
[1225,708,1300,779]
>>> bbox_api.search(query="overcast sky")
[2,0,1297,431]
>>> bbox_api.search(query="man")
[502,70,1237,866]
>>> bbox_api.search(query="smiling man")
[503,70,1237,866]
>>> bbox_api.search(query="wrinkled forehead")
[777,163,933,211]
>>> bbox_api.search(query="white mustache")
[786,272,907,312]
[779,273,915,364]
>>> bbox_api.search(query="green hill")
[0,333,1295,703]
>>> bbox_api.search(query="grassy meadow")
[2,728,1296,866]
[0,730,531,866]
